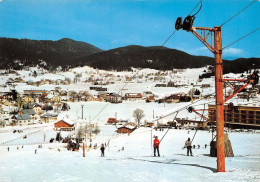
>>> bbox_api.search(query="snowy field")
[0,126,259,182]
[1,66,260,181]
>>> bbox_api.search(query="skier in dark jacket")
[153,136,160,157]
[100,143,105,157]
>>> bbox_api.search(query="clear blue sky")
[0,0,259,59]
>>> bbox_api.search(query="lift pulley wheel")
[188,106,194,113]
[183,15,195,32]
[175,17,183,31]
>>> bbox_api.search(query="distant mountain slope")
[0,37,259,73]
[77,45,260,73]
[77,45,215,71]
[0,38,102,69]
[223,58,260,74]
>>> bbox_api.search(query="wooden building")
[54,120,75,131]
[125,93,142,101]
[107,118,117,124]
[117,123,137,134]
[176,118,208,129]
[105,93,122,103]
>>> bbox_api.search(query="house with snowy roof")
[107,118,117,124]
[125,93,142,101]
[40,113,58,123]
[11,114,32,126]
[18,109,36,121]
[117,123,137,134]
[54,120,75,131]
[105,93,122,103]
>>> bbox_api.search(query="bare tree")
[133,108,145,128]
[76,125,84,143]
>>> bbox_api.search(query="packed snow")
[0,66,260,181]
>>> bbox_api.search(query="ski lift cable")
[91,30,178,123]
[156,90,260,124]
[188,0,203,16]
[160,111,179,143]
[151,91,216,123]
[191,103,205,143]
[222,28,260,50]
[220,0,258,27]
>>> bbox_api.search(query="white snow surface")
[0,126,259,182]
[0,66,260,181]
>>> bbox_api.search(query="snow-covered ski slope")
[0,127,259,182]
[0,66,260,181]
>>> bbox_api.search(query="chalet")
[105,93,122,103]
[54,120,75,131]
[87,95,104,102]
[165,94,180,103]
[11,114,32,126]
[18,109,36,116]
[142,91,154,98]
[125,93,142,101]
[146,122,154,127]
[18,109,36,121]
[40,113,58,123]
[107,117,117,124]
[117,123,137,134]
[176,118,207,129]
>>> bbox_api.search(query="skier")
[7,147,9,152]
[100,143,105,157]
[35,149,37,154]
[198,145,200,149]
[153,136,160,157]
[184,138,193,156]
[205,144,207,148]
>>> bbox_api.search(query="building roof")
[15,114,31,120]
[21,109,36,115]
[55,120,75,126]
[107,118,117,122]
[40,113,58,118]
[125,93,142,98]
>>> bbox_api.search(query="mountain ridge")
[0,37,259,73]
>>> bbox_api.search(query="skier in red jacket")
[154,136,160,157]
